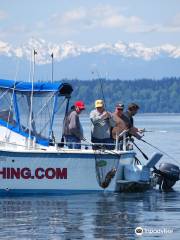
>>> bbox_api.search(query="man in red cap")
[63,100,85,149]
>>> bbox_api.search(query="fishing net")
[94,149,120,189]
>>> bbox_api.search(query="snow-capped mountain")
[0,38,180,80]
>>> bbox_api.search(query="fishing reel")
[153,162,180,191]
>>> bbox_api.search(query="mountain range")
[0,38,180,80]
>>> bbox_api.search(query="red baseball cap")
[74,101,85,110]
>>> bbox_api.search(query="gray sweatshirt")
[90,109,115,139]
[63,110,83,140]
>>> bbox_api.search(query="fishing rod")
[131,140,149,160]
[141,139,176,161]
[144,130,167,133]
[92,69,107,109]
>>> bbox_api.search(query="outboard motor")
[154,162,180,191]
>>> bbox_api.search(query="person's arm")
[90,110,104,125]
[129,127,142,140]
[107,112,116,127]
[112,118,128,139]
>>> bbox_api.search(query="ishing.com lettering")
[0,168,67,180]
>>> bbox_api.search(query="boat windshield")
[16,91,55,145]
[0,90,16,126]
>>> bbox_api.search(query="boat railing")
[0,139,117,151]
[0,140,26,150]
[115,129,129,151]
[56,131,130,151]
[0,129,131,152]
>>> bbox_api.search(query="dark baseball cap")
[116,103,124,109]
[128,103,139,110]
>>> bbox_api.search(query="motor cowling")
[155,162,180,191]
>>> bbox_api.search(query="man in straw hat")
[90,99,115,149]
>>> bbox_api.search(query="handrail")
[0,139,44,151]
[115,130,129,151]
[0,137,130,152]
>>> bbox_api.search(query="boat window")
[0,89,16,126]
[16,91,55,142]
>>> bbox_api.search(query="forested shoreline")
[62,77,180,113]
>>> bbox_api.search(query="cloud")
[1,4,180,46]
[171,13,180,28]
[48,5,167,35]
[50,5,180,35]
[145,14,180,33]
[0,4,176,45]
[48,7,93,33]
[45,5,147,33]
[61,8,86,23]
[0,10,7,20]
[101,15,142,29]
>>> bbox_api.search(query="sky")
[0,0,180,47]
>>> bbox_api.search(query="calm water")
[0,114,180,240]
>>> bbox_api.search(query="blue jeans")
[65,135,81,149]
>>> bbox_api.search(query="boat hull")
[0,149,135,194]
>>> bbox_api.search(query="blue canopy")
[0,79,73,146]
[0,79,73,95]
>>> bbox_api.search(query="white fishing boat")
[0,78,179,195]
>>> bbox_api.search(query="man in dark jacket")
[63,101,85,149]
[122,103,144,139]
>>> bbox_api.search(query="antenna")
[28,49,37,148]
[51,52,54,83]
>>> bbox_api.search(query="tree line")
[62,77,180,113]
